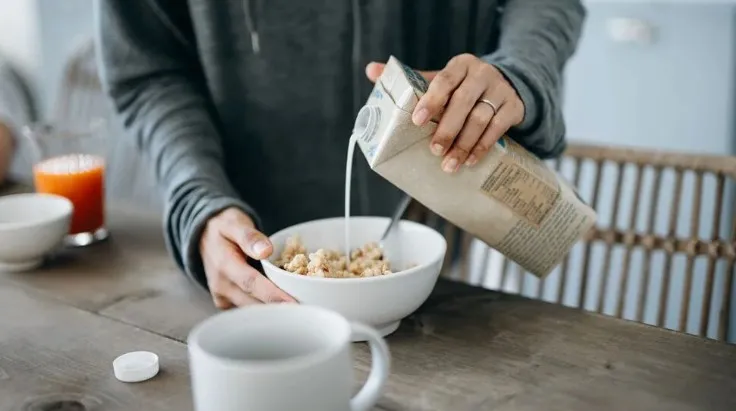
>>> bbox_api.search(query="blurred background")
[0,0,734,341]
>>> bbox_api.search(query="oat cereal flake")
[276,235,393,278]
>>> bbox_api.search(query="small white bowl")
[262,216,447,340]
[0,193,73,272]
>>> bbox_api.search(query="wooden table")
[0,195,735,410]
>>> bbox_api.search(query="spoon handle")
[381,194,412,242]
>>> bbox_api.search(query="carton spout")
[353,105,381,144]
[355,56,439,169]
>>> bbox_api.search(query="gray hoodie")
[0,56,35,184]
[95,0,586,288]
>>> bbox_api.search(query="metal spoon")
[379,194,412,264]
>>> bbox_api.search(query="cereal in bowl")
[276,235,392,278]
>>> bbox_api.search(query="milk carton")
[353,56,597,277]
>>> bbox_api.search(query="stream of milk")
[344,133,359,263]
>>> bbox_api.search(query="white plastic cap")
[113,351,160,383]
[353,105,381,144]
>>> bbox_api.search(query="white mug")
[187,304,391,411]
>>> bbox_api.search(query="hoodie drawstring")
[243,0,260,54]
[242,0,371,214]
[351,0,370,215]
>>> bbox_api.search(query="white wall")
[36,0,95,118]
[0,0,95,120]
[0,0,42,100]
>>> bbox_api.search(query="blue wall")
[565,3,736,155]
[561,2,736,341]
[36,0,95,119]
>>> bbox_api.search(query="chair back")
[407,142,736,343]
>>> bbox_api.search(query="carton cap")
[353,105,381,144]
[113,351,159,383]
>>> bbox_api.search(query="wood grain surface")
[0,285,193,411]
[0,191,734,411]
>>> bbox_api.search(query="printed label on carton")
[480,155,560,227]
[399,61,430,93]
[504,139,560,191]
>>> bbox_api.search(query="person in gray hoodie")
[0,56,34,186]
[95,0,586,309]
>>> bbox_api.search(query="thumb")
[218,209,273,260]
[365,62,385,83]
[365,61,438,83]
[421,70,438,81]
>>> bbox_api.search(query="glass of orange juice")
[23,118,108,246]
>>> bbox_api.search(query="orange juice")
[33,154,105,234]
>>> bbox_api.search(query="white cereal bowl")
[0,193,73,272]
[262,216,447,341]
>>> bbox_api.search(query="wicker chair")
[408,142,736,343]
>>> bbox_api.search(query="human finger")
[204,240,261,307]
[457,88,506,167]
[365,62,438,84]
[219,242,296,303]
[469,103,518,162]
[440,97,500,171]
[216,209,273,260]
[429,66,489,161]
[218,278,263,307]
[412,54,474,126]
[212,293,235,310]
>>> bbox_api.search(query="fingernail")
[442,158,458,173]
[465,154,477,166]
[431,144,444,156]
[413,108,429,125]
[251,239,270,257]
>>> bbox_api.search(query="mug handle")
[349,322,391,411]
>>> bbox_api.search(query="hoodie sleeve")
[482,0,586,159]
[95,0,261,288]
